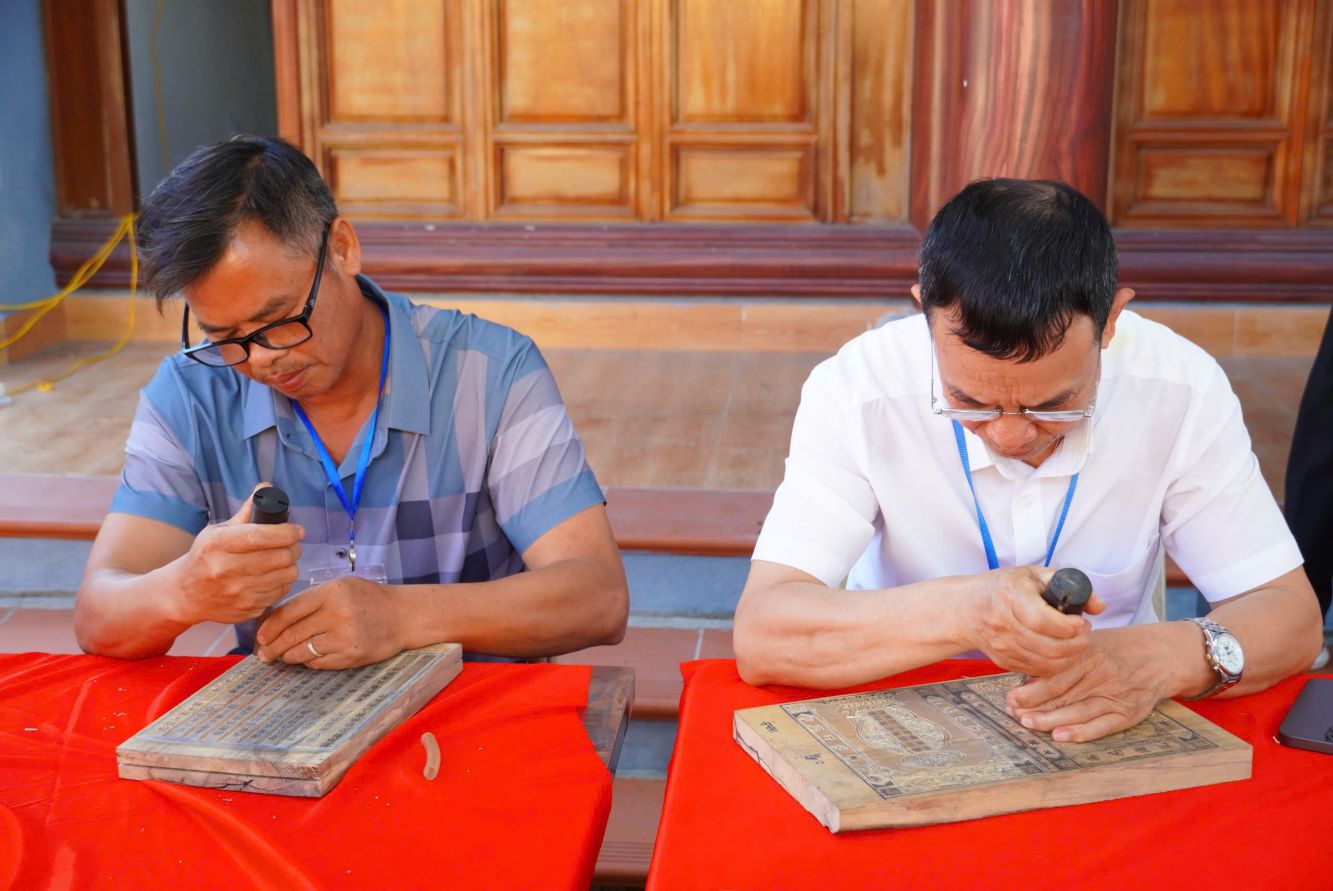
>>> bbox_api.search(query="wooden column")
[42,0,136,216]
[911,0,1119,230]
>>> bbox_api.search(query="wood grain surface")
[735,672,1252,832]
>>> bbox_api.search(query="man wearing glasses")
[734,179,1322,743]
[75,136,628,666]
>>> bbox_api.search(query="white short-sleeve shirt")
[752,310,1303,627]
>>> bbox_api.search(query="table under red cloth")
[0,653,612,890]
[648,659,1333,891]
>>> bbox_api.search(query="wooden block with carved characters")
[117,643,462,797]
[734,671,1251,832]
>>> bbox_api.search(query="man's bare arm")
[733,560,1102,689]
[1199,566,1325,695]
[256,503,628,666]
[75,497,303,659]
[1010,566,1324,742]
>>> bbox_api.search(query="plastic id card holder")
[1277,677,1333,755]
[308,564,388,586]
[256,564,390,633]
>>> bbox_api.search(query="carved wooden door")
[273,0,913,225]
[1110,0,1330,227]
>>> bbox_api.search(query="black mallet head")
[1042,568,1093,616]
[252,486,290,525]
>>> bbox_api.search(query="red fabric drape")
[0,654,611,890]
[648,659,1333,891]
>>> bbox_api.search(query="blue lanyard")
[951,420,1078,570]
[292,308,390,570]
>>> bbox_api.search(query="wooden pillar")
[911,0,1120,230]
[43,0,136,217]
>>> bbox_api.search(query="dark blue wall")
[125,0,277,197]
[0,0,57,303]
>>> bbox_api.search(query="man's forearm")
[392,556,628,658]
[75,564,195,659]
[1126,571,1323,701]
[733,576,975,689]
[1195,570,1324,698]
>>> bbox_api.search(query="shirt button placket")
[1013,482,1047,567]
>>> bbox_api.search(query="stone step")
[594,777,665,888]
[553,625,733,720]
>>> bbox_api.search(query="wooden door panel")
[1134,146,1280,211]
[662,0,822,221]
[327,148,461,216]
[495,144,634,216]
[275,0,914,225]
[671,145,815,219]
[674,0,812,124]
[325,0,455,123]
[1321,142,1333,213]
[1112,0,1311,226]
[847,0,913,223]
[1142,0,1285,120]
[299,0,471,219]
[485,0,644,219]
[1302,0,1333,223]
[496,0,630,124]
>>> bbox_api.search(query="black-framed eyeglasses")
[929,350,1099,424]
[180,226,330,368]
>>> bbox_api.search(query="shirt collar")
[362,275,431,435]
[242,373,277,439]
[241,275,431,439]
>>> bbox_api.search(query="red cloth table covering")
[0,654,612,890]
[648,659,1333,891]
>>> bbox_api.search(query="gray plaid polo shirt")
[111,276,604,653]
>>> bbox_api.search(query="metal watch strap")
[1183,617,1240,701]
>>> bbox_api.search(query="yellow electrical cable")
[0,213,140,397]
[0,216,132,347]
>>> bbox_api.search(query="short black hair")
[136,135,337,307]
[918,178,1118,362]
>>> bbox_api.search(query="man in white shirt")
[734,178,1323,743]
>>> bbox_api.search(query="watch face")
[1214,633,1244,675]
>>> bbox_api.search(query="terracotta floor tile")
[553,350,739,488]
[698,628,735,660]
[1245,356,1318,416]
[1136,306,1236,357]
[595,777,666,886]
[552,626,701,718]
[0,608,80,654]
[1234,306,1329,357]
[0,343,167,476]
[706,351,825,490]
[1220,357,1299,499]
[167,621,235,657]
[1,339,1313,499]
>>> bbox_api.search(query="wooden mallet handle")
[250,486,290,649]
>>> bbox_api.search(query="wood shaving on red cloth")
[648,659,1333,891]
[0,654,611,890]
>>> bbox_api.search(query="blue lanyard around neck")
[951,420,1078,571]
[292,306,391,567]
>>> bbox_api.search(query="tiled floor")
[0,608,235,656]
[553,625,735,718]
[0,332,1322,890]
[0,340,1314,498]
[0,336,1320,656]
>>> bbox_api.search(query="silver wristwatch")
[1183,617,1244,700]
